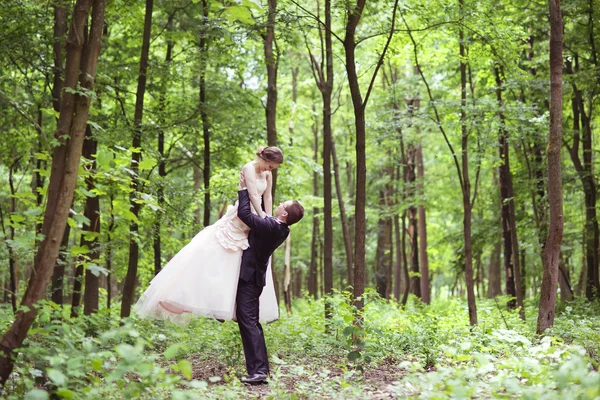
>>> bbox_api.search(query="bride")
[134,146,284,324]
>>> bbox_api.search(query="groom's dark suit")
[236,189,289,376]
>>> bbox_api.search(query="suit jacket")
[237,189,289,287]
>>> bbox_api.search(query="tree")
[0,0,106,384]
[494,65,525,319]
[304,0,333,319]
[121,0,154,318]
[343,0,400,317]
[537,0,563,334]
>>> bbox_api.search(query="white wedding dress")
[134,178,279,325]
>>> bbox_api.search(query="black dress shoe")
[241,372,268,384]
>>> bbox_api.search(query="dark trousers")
[236,279,269,375]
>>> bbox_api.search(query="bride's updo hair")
[256,146,283,164]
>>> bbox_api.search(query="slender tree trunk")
[375,182,392,298]
[0,0,105,384]
[537,0,563,334]
[263,0,280,305]
[331,139,353,288]
[153,16,174,277]
[494,65,525,319]
[82,126,100,315]
[7,163,18,313]
[321,0,333,320]
[283,235,292,313]
[200,0,211,227]
[264,0,278,194]
[406,145,420,297]
[400,212,410,307]
[106,193,114,310]
[459,3,477,324]
[309,112,319,298]
[121,0,154,318]
[51,224,70,305]
[416,144,430,304]
[194,167,202,226]
[565,59,600,300]
[393,214,402,301]
[559,261,573,302]
[488,239,502,298]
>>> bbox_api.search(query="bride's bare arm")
[264,172,273,216]
[241,163,266,218]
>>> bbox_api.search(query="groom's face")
[275,201,293,220]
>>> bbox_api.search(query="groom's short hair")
[285,201,304,226]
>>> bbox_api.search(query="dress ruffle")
[215,204,250,251]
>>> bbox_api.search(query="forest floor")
[2,294,599,399]
[188,352,409,399]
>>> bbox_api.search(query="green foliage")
[4,294,598,399]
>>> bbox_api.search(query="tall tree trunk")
[558,261,573,302]
[0,0,105,384]
[153,15,174,277]
[308,112,319,298]
[283,235,292,313]
[400,212,410,306]
[344,0,399,317]
[375,184,392,298]
[200,0,211,227]
[494,65,525,319]
[403,5,476,323]
[416,144,430,304]
[106,193,114,310]
[321,0,333,320]
[82,127,100,315]
[50,224,70,305]
[263,0,280,306]
[487,239,502,298]
[331,139,353,287]
[564,58,600,300]
[7,163,18,313]
[406,145,420,297]
[459,2,477,324]
[393,213,402,301]
[194,167,202,226]
[264,0,278,194]
[537,0,563,334]
[121,0,154,318]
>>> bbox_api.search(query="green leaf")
[224,6,254,24]
[47,368,67,386]
[87,264,109,277]
[343,326,355,337]
[96,149,114,170]
[80,187,97,198]
[188,380,208,389]
[91,359,103,371]
[164,343,182,360]
[88,120,104,132]
[138,157,157,170]
[67,218,78,228]
[55,388,74,399]
[10,214,25,223]
[122,210,140,223]
[347,351,361,362]
[178,359,193,380]
[70,245,90,256]
[25,389,49,400]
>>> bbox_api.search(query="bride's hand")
[238,170,246,189]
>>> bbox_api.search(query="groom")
[236,181,304,384]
